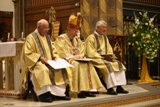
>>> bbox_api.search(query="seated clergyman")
[21,19,71,103]
[85,20,129,95]
[54,13,103,98]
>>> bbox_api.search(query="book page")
[47,58,73,69]
[74,58,92,62]
[56,58,74,67]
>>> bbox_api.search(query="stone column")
[116,0,123,36]
[80,0,99,40]
[105,0,123,36]
[12,0,24,39]
[80,0,123,39]
[99,0,107,21]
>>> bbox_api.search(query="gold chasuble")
[21,32,70,91]
[85,33,126,76]
[54,33,103,92]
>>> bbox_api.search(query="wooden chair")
[22,71,39,101]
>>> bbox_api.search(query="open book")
[46,58,73,69]
[101,54,117,59]
[101,54,113,56]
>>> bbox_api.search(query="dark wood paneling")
[136,0,160,5]
[27,0,67,6]
[123,0,160,5]
[0,11,13,41]
[25,0,80,35]
[108,35,126,64]
[123,1,160,19]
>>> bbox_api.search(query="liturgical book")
[74,58,92,62]
[47,58,73,69]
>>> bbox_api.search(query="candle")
[8,33,10,40]
[21,32,24,38]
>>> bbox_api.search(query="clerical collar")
[94,31,103,36]
[34,29,44,36]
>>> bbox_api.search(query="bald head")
[37,19,49,36]
[37,19,48,28]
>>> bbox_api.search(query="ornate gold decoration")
[46,6,60,41]
[47,6,56,23]
[114,41,122,55]
[113,41,122,61]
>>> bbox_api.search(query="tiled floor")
[0,80,160,107]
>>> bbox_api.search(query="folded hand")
[104,55,113,62]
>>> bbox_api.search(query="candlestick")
[8,33,10,40]
[21,32,24,38]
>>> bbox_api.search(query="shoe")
[107,88,117,95]
[85,92,96,97]
[77,92,86,98]
[55,96,71,101]
[116,88,129,94]
[51,95,56,101]
[39,96,52,102]
[38,92,53,103]
[90,91,99,94]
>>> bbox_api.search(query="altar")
[0,42,24,98]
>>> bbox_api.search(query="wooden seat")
[22,71,39,101]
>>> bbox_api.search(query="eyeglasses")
[71,29,78,33]
[43,27,50,30]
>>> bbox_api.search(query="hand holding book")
[46,58,73,70]
[104,55,113,61]
[73,55,92,62]
[101,54,117,62]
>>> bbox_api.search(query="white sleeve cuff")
[66,55,74,60]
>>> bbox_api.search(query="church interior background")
[0,0,160,107]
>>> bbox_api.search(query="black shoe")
[77,92,86,98]
[55,96,71,101]
[116,88,129,94]
[90,91,99,94]
[38,92,53,103]
[85,92,96,97]
[51,95,56,101]
[107,88,117,95]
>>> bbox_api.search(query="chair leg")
[95,67,108,90]
[65,84,70,97]
[22,89,29,100]
[22,71,39,101]
[100,76,108,90]
[31,88,39,101]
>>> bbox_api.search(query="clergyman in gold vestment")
[85,20,129,95]
[54,13,103,98]
[21,19,71,102]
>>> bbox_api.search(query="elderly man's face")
[97,23,107,35]
[68,28,78,38]
[39,22,50,36]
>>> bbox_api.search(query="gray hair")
[96,20,107,29]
